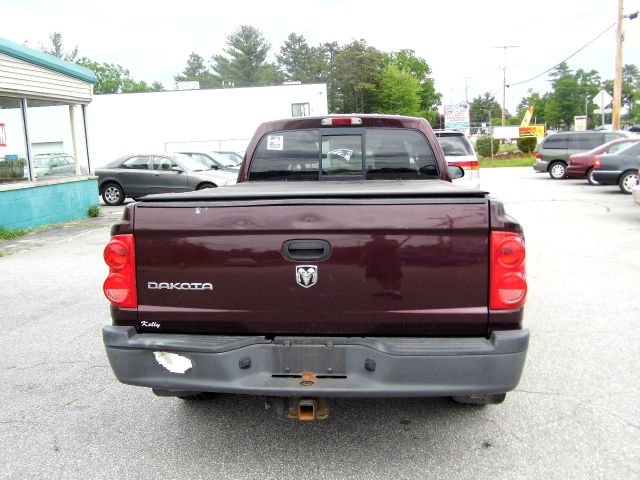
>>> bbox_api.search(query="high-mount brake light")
[490,231,527,310]
[321,117,362,126]
[103,234,137,308]
[594,156,601,169]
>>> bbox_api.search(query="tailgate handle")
[282,240,331,261]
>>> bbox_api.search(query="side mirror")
[171,166,184,173]
[448,165,465,179]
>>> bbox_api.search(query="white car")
[433,130,481,189]
[633,169,640,205]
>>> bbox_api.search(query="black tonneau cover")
[138,180,487,203]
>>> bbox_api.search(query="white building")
[87,83,328,168]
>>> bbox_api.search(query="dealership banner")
[0,123,6,147]
[519,125,545,138]
[444,104,470,129]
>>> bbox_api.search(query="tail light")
[490,231,527,310]
[449,161,479,171]
[594,156,601,169]
[103,234,137,308]
[535,152,541,159]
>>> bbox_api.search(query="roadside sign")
[593,90,613,108]
[574,116,587,131]
[519,125,545,138]
[593,108,613,114]
[444,104,470,129]
[0,123,6,147]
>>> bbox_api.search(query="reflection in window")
[0,96,28,185]
[26,99,88,181]
[321,136,362,177]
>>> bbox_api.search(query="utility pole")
[464,76,471,104]
[613,0,624,130]
[493,45,519,126]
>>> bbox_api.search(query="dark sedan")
[96,153,236,206]
[592,142,640,194]
[567,137,640,185]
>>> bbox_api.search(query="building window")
[0,96,28,185]
[26,99,89,181]
[291,103,310,117]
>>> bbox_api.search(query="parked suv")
[433,130,480,189]
[533,131,633,179]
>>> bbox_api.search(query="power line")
[507,22,616,87]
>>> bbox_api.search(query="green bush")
[475,136,500,157]
[517,137,538,154]
[88,205,101,218]
[0,158,27,179]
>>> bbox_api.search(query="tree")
[43,32,77,61]
[276,33,331,85]
[604,64,640,123]
[545,62,581,128]
[331,40,384,113]
[470,92,502,124]
[150,81,164,92]
[76,57,150,94]
[516,89,549,125]
[42,32,158,94]
[211,25,281,87]
[374,64,422,116]
[382,50,441,122]
[174,52,217,88]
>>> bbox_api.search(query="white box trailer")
[86,83,328,168]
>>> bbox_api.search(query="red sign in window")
[0,123,6,147]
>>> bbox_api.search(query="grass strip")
[0,226,32,240]
[479,156,535,168]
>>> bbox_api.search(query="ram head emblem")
[296,265,318,288]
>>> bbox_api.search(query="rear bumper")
[103,326,529,398]
[533,159,549,173]
[566,165,587,178]
[591,170,621,185]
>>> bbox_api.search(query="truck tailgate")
[133,182,489,335]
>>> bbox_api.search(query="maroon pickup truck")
[102,115,528,419]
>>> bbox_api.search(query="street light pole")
[493,45,519,126]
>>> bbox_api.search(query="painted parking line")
[54,228,101,243]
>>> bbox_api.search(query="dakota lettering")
[147,282,214,291]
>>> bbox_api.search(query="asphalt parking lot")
[1,167,639,480]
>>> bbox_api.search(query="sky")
[4,0,640,116]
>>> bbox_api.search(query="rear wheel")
[549,161,567,179]
[618,171,638,194]
[586,167,599,185]
[196,182,216,191]
[452,393,506,405]
[101,183,125,206]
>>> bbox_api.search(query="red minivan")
[567,137,640,184]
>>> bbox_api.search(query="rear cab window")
[248,128,438,181]
[435,134,475,156]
